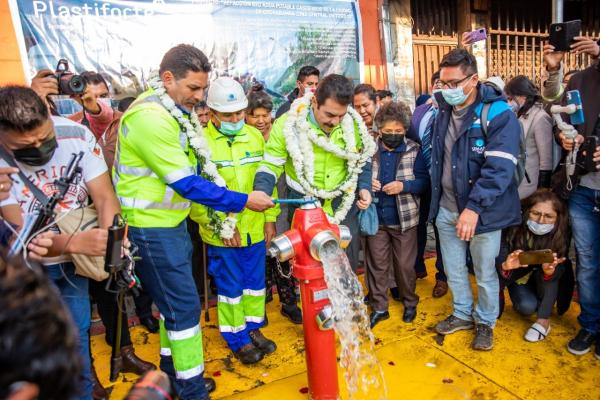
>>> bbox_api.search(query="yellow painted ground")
[92,258,600,399]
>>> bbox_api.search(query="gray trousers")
[365,225,419,312]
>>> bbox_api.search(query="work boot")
[91,365,108,400]
[281,303,302,324]
[471,324,494,351]
[204,377,216,393]
[233,343,264,364]
[435,315,474,335]
[432,280,448,298]
[121,345,156,375]
[249,329,277,355]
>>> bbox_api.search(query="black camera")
[55,59,86,96]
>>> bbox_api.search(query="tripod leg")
[203,242,210,322]
[109,290,124,382]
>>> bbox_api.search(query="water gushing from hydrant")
[318,241,388,400]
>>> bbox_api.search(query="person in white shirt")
[0,86,120,400]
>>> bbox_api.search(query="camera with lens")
[54,59,86,96]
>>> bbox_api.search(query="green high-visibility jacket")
[190,121,280,247]
[254,111,365,216]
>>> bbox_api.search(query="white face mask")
[98,97,112,108]
[527,219,554,236]
[508,100,521,113]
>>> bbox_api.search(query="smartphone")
[468,28,487,44]
[566,90,584,126]
[518,249,554,265]
[583,136,599,172]
[549,20,581,52]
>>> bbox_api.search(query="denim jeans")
[129,222,208,400]
[435,207,501,327]
[569,185,600,334]
[46,262,92,400]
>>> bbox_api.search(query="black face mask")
[381,133,404,149]
[13,135,58,166]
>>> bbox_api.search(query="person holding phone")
[496,189,572,342]
[542,35,600,358]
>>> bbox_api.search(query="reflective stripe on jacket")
[114,89,197,228]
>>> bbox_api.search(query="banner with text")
[10,0,362,107]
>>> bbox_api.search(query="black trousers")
[414,186,447,281]
[89,278,131,347]
[265,257,297,305]
[89,278,154,346]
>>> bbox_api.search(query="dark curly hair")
[0,256,81,399]
[247,84,273,114]
[374,101,412,131]
[0,86,49,133]
[506,189,569,257]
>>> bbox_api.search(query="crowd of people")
[0,34,599,400]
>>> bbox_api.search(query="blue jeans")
[46,263,92,400]
[435,207,501,327]
[129,222,208,400]
[569,185,600,334]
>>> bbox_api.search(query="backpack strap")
[480,103,491,137]
[0,146,49,206]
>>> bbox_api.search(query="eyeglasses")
[529,210,557,222]
[438,74,474,89]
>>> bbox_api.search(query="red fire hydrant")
[268,200,351,400]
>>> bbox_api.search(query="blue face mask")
[527,219,554,236]
[441,86,470,106]
[217,118,244,136]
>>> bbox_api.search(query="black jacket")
[275,88,299,119]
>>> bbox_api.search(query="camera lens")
[69,76,86,95]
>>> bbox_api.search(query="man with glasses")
[428,49,522,351]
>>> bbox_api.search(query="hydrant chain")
[275,257,293,279]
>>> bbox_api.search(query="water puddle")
[319,241,388,400]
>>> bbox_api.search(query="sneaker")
[249,329,277,355]
[472,324,494,351]
[524,323,550,342]
[434,315,474,335]
[567,329,596,355]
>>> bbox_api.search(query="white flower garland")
[147,71,237,239]
[282,92,376,224]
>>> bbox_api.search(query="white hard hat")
[206,77,248,113]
